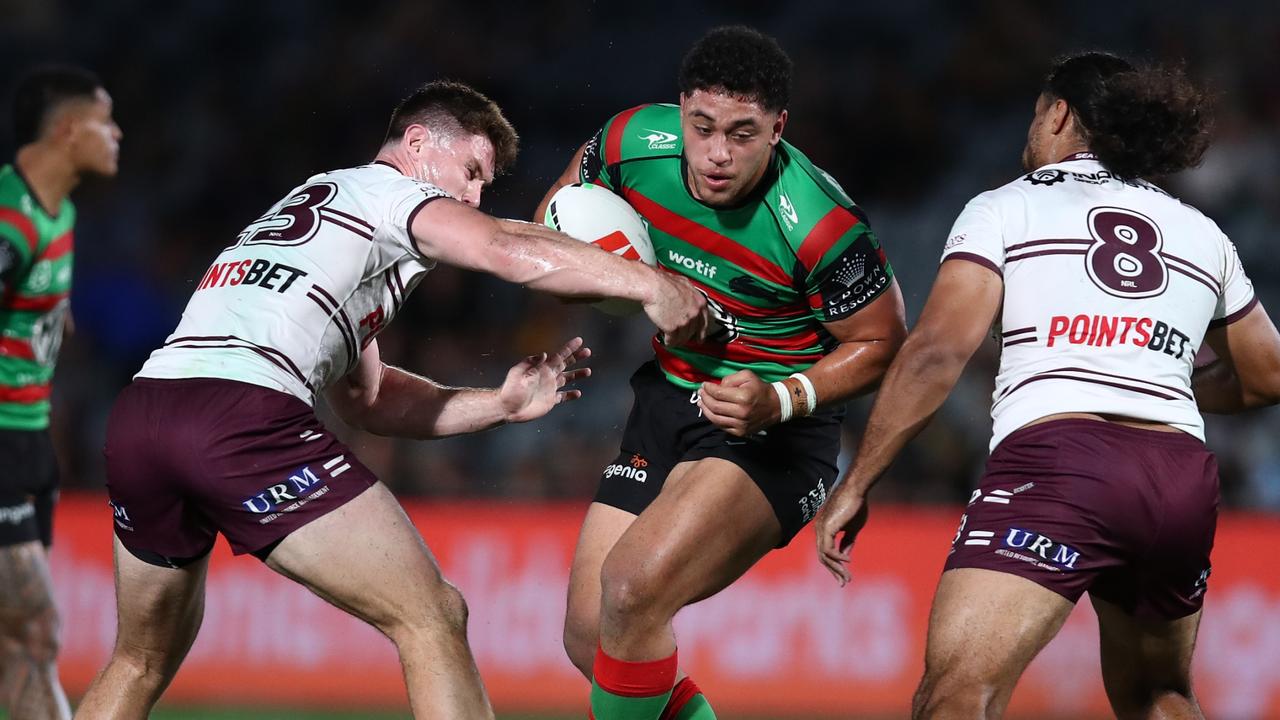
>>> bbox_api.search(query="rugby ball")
[544,183,655,315]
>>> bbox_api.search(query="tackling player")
[816,52,1280,719]
[74,81,711,720]
[0,65,121,720]
[536,27,907,720]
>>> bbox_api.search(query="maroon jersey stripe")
[797,206,858,273]
[605,105,648,166]
[0,382,50,403]
[41,231,72,260]
[0,337,34,360]
[0,208,37,254]
[8,291,68,312]
[652,341,716,383]
[625,188,793,288]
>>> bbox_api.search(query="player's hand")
[500,336,591,423]
[815,484,870,587]
[697,369,780,436]
[643,272,713,346]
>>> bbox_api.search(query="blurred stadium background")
[5,0,1280,717]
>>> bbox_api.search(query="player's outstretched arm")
[1195,304,1280,413]
[815,259,1001,586]
[698,280,907,436]
[409,198,712,345]
[325,337,591,439]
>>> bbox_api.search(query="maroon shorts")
[945,419,1218,621]
[104,378,377,566]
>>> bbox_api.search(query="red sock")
[592,645,679,697]
[658,677,702,720]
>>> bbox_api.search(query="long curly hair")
[1045,52,1213,180]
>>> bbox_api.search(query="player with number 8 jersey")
[816,52,1280,719]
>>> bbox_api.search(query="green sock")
[589,646,678,720]
[673,692,716,719]
[590,680,673,719]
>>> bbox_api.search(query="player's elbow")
[1243,367,1280,408]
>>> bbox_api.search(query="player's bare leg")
[0,541,70,720]
[265,482,492,719]
[599,458,780,658]
[74,537,208,720]
[563,502,637,677]
[586,458,777,718]
[1091,596,1204,720]
[912,568,1074,720]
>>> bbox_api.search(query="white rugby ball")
[544,183,655,315]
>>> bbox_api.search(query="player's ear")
[402,124,428,155]
[1049,98,1073,137]
[770,109,788,145]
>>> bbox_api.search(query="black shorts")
[595,362,843,546]
[0,428,59,548]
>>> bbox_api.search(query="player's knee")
[561,613,598,677]
[11,608,61,665]
[598,564,661,623]
[384,578,470,640]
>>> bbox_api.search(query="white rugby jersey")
[942,153,1257,450]
[139,163,449,404]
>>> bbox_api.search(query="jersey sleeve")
[940,191,1006,275]
[0,208,36,269]
[383,177,452,258]
[578,125,614,190]
[799,207,895,323]
[1209,233,1258,328]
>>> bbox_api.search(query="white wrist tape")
[771,380,793,423]
[789,372,817,416]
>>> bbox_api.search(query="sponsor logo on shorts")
[997,527,1081,571]
[604,454,649,483]
[799,478,827,524]
[108,500,134,532]
[1190,566,1212,600]
[0,502,35,526]
[241,464,333,524]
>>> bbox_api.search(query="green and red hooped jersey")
[580,103,895,389]
[0,164,76,430]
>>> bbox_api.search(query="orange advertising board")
[53,494,1280,717]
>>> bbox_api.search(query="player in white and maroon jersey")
[75,81,712,720]
[816,53,1280,719]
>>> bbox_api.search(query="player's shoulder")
[768,141,872,250]
[774,140,857,209]
[599,103,682,165]
[0,165,32,212]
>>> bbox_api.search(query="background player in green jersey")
[0,66,121,719]
[536,27,907,720]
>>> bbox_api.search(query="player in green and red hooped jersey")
[536,27,907,720]
[0,65,120,720]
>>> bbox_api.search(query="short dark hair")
[383,80,519,174]
[1044,52,1212,180]
[679,26,792,113]
[12,65,102,146]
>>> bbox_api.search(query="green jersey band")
[580,103,894,388]
[0,164,76,430]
